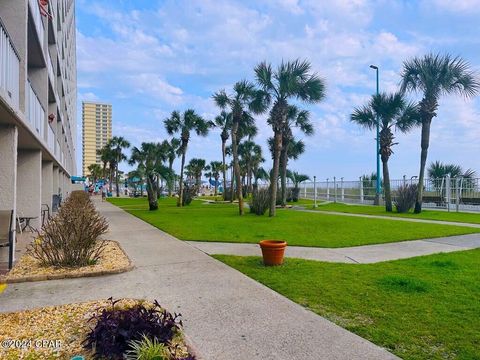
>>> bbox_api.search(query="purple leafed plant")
[83,298,186,359]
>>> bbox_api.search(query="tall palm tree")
[238,140,264,195]
[97,145,114,183]
[186,158,207,188]
[428,161,476,179]
[209,161,223,195]
[129,142,170,210]
[400,53,479,213]
[351,92,421,211]
[164,110,211,207]
[87,163,102,185]
[255,59,325,216]
[162,138,181,196]
[109,136,131,197]
[215,111,232,200]
[213,80,265,215]
[279,106,313,206]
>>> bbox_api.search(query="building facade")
[0,0,77,248]
[82,101,112,177]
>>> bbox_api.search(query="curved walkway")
[294,207,480,228]
[187,233,480,263]
[0,199,397,360]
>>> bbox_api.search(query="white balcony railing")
[27,80,45,139]
[55,139,61,158]
[0,22,20,108]
[47,52,54,87]
[47,124,55,152]
[29,0,44,48]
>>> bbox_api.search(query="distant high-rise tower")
[82,102,112,176]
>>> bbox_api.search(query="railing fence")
[299,176,480,212]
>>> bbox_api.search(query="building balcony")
[47,123,55,153]
[28,0,44,49]
[47,52,55,90]
[27,80,45,139]
[0,20,20,109]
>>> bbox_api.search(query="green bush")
[28,192,109,267]
[182,185,197,206]
[126,334,169,360]
[394,184,417,213]
[250,188,270,215]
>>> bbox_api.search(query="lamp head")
[369,65,378,70]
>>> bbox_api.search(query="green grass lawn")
[215,250,480,360]
[313,202,480,224]
[108,198,480,248]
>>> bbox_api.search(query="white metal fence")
[0,20,20,109]
[299,176,480,212]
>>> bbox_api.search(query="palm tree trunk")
[115,160,120,197]
[221,140,227,201]
[178,149,186,207]
[280,146,288,207]
[168,159,174,197]
[269,131,282,217]
[415,119,432,213]
[229,166,234,202]
[214,176,218,196]
[231,122,244,215]
[146,175,158,210]
[382,158,392,212]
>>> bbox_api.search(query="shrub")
[182,185,197,206]
[83,298,186,360]
[126,334,169,360]
[291,188,300,202]
[394,184,417,213]
[69,190,90,204]
[250,188,270,215]
[28,193,108,267]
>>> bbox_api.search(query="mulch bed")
[0,240,133,283]
[0,299,193,360]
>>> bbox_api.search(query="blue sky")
[75,0,480,180]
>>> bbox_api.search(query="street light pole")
[370,64,381,205]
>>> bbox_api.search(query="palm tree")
[238,140,263,195]
[162,138,181,196]
[208,161,223,195]
[279,105,313,206]
[164,110,211,206]
[127,169,144,197]
[129,142,170,210]
[213,81,265,215]
[351,92,420,211]
[287,171,310,202]
[87,163,102,185]
[186,158,207,188]
[109,136,131,197]
[215,111,232,200]
[255,59,325,216]
[400,53,480,213]
[97,145,114,184]
[428,161,476,179]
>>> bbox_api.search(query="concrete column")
[0,126,18,261]
[41,161,54,212]
[17,150,42,229]
[53,166,59,195]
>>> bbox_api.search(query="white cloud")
[427,0,480,13]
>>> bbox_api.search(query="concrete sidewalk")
[0,199,397,360]
[298,208,480,228]
[187,233,480,263]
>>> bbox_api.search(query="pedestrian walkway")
[187,233,480,263]
[0,199,397,360]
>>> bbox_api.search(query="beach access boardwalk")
[0,198,397,360]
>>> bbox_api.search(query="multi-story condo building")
[0,1,77,249]
[82,101,112,177]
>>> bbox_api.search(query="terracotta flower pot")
[259,240,287,266]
